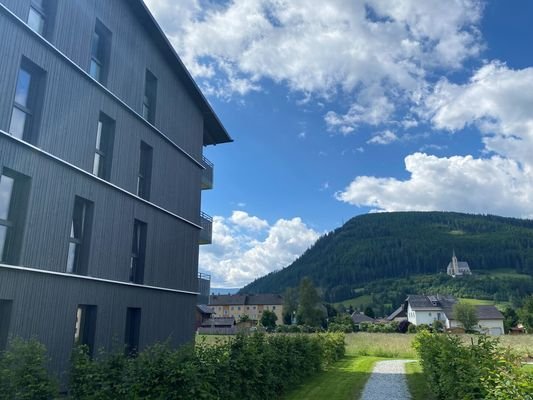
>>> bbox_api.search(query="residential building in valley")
[0,0,231,378]
[209,294,284,324]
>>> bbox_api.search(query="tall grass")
[345,333,417,358]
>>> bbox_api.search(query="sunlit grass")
[345,333,417,359]
[283,356,379,400]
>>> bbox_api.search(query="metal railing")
[201,156,214,190]
[199,212,213,245]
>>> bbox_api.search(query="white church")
[447,251,472,277]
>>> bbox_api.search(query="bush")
[407,324,417,334]
[0,338,58,400]
[69,332,345,399]
[414,331,533,400]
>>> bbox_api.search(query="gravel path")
[360,360,413,400]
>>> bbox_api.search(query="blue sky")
[146,0,533,287]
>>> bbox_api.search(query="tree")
[283,287,298,324]
[239,314,250,323]
[502,307,519,333]
[297,277,323,326]
[453,302,478,332]
[364,306,375,319]
[260,310,278,330]
[518,295,533,332]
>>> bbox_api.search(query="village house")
[395,295,505,335]
[208,294,284,324]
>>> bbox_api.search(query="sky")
[144,0,533,288]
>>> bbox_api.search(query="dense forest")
[240,212,533,302]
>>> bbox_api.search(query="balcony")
[201,156,214,190]
[199,212,213,245]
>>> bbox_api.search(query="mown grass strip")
[405,361,436,400]
[283,355,379,400]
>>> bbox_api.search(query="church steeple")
[452,250,458,275]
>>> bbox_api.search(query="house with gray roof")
[401,295,504,335]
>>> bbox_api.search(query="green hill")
[240,212,533,304]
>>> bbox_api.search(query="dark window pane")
[9,108,27,140]
[91,31,101,59]
[14,69,32,107]
[0,175,14,220]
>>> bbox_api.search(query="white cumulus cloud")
[199,212,320,287]
[145,0,482,129]
[337,61,533,217]
[336,152,533,217]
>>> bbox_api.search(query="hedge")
[414,330,533,400]
[70,332,345,399]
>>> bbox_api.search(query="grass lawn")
[283,355,379,400]
[333,294,373,310]
[405,361,435,400]
[345,333,417,358]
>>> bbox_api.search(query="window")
[129,220,147,284]
[92,113,115,180]
[0,300,13,351]
[9,58,45,143]
[74,305,97,356]
[137,142,152,200]
[27,0,52,37]
[124,308,141,356]
[89,20,111,84]
[0,169,30,264]
[66,197,93,275]
[142,70,157,124]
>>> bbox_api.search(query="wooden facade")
[0,0,231,380]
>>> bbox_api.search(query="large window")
[9,58,45,143]
[142,70,157,124]
[0,169,30,264]
[89,20,111,84]
[124,307,141,356]
[74,305,97,356]
[66,197,93,275]
[92,113,115,181]
[137,142,152,200]
[129,220,147,284]
[27,0,52,37]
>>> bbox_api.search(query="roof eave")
[130,1,233,146]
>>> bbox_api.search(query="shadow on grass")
[282,355,379,400]
[405,361,436,400]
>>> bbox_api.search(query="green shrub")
[0,338,58,400]
[414,331,533,400]
[407,324,417,333]
[68,332,345,399]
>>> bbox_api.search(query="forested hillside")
[241,212,533,302]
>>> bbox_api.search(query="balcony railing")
[199,212,213,245]
[201,156,214,190]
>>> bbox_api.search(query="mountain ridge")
[240,211,533,302]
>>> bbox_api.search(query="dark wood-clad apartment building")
[0,0,231,378]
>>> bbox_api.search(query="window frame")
[92,112,115,181]
[142,69,157,124]
[0,168,30,265]
[89,19,112,85]
[9,58,46,144]
[66,196,93,275]
[137,141,153,200]
[129,219,147,284]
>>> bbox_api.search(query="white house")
[399,295,504,336]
